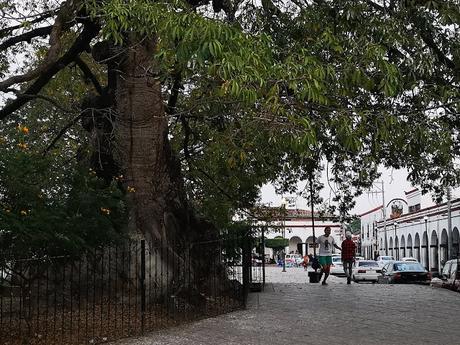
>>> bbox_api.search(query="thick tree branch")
[365,0,384,12]
[366,1,457,74]
[44,113,82,155]
[17,94,75,115]
[417,26,457,72]
[0,10,57,37]
[0,26,52,51]
[0,1,75,92]
[0,22,101,120]
[74,56,103,95]
[166,71,182,115]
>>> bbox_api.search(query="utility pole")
[370,181,387,255]
[382,181,388,256]
[310,174,317,258]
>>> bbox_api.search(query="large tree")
[1,0,459,254]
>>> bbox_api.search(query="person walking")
[317,226,341,285]
[341,231,356,284]
[302,254,309,270]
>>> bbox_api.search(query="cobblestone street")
[110,267,460,345]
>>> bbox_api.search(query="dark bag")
[311,257,320,270]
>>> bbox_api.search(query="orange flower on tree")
[100,207,111,215]
[17,124,29,134]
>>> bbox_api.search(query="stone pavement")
[110,267,460,345]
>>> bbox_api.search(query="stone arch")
[400,235,406,258]
[422,231,429,270]
[389,237,394,257]
[453,228,460,258]
[440,229,448,265]
[414,233,420,262]
[430,230,439,272]
[289,236,302,254]
[407,234,413,257]
[305,236,315,256]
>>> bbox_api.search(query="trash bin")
[308,271,321,283]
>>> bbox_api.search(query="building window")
[409,204,421,213]
[367,224,370,239]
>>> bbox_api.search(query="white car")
[352,260,381,282]
[440,259,459,291]
[330,256,345,276]
[401,257,418,262]
[376,255,395,267]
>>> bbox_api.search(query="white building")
[359,205,383,260]
[259,208,342,259]
[360,188,460,274]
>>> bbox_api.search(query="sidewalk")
[110,268,460,345]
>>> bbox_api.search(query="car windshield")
[332,257,342,262]
[380,256,394,261]
[358,261,379,267]
[394,263,425,271]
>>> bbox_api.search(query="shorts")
[318,256,332,266]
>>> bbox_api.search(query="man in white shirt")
[317,226,341,285]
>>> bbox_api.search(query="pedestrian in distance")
[302,254,309,270]
[341,231,356,284]
[317,226,341,285]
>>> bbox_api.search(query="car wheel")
[352,275,357,283]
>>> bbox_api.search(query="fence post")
[140,240,146,334]
[242,234,250,308]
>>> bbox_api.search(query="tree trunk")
[115,37,188,246]
[86,36,220,304]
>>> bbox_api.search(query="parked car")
[251,254,263,266]
[376,255,395,267]
[380,261,431,284]
[355,256,365,261]
[352,260,381,282]
[264,254,271,264]
[285,254,302,267]
[330,256,345,276]
[440,259,460,290]
[401,257,418,262]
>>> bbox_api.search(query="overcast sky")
[259,167,459,216]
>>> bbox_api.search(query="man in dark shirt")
[341,231,356,285]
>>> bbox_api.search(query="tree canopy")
[1,0,459,254]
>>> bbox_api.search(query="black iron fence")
[0,237,254,344]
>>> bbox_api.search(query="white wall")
[263,216,342,257]
[376,200,460,274]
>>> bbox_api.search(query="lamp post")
[373,221,378,260]
[281,198,287,273]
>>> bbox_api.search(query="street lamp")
[373,221,378,260]
[281,198,287,273]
